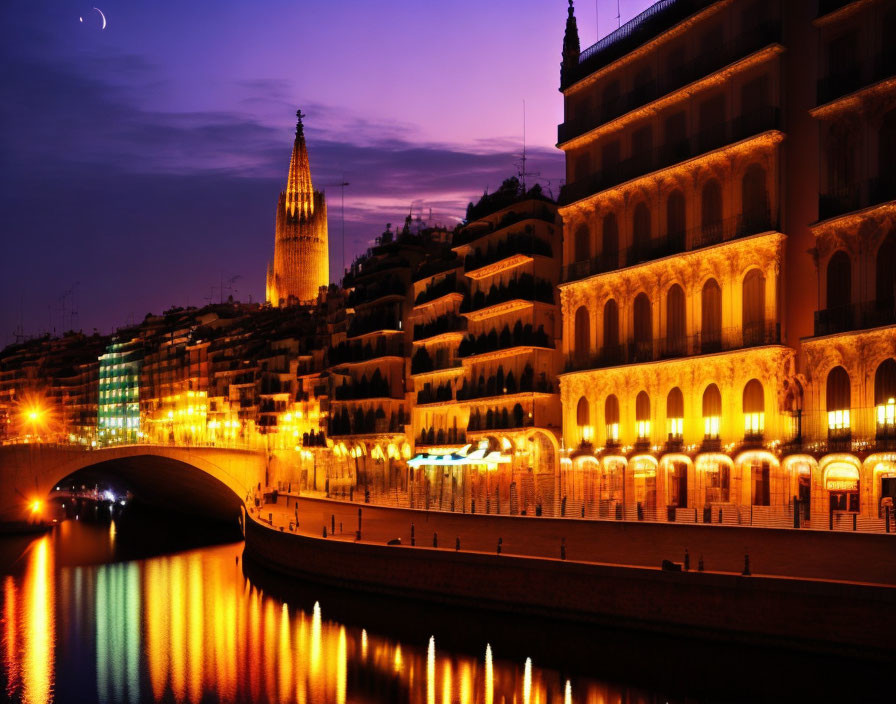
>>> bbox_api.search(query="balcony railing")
[559,22,781,143]
[820,175,896,221]
[563,0,714,88]
[817,50,896,106]
[559,107,780,206]
[562,211,774,284]
[814,301,896,337]
[564,323,780,372]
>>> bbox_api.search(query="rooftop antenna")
[325,178,350,274]
[517,99,540,192]
[616,0,621,29]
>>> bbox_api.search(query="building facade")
[266,110,329,306]
[557,0,896,526]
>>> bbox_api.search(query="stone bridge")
[0,444,268,525]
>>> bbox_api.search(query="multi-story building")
[98,336,143,445]
[556,0,895,526]
[449,180,563,514]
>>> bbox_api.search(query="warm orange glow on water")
[22,537,54,704]
[0,529,632,703]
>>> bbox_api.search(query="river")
[0,502,889,703]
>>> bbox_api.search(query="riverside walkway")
[252,493,896,586]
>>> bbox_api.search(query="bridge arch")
[0,444,268,525]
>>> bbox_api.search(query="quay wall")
[245,514,896,658]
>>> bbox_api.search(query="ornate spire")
[285,108,314,220]
[562,0,580,86]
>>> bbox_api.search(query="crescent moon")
[93,7,107,30]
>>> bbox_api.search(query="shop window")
[669,461,688,508]
[704,460,730,503]
[826,463,859,513]
[751,459,770,506]
[633,459,657,511]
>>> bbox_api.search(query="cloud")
[0,20,564,345]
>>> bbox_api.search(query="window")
[741,163,769,231]
[666,189,686,247]
[876,232,895,309]
[826,366,851,434]
[633,203,651,262]
[826,250,851,310]
[751,459,771,506]
[704,460,730,503]
[603,298,619,351]
[576,397,591,443]
[666,387,684,440]
[703,384,722,439]
[574,306,590,365]
[701,278,722,352]
[633,293,653,355]
[605,394,620,443]
[636,391,651,440]
[875,359,896,433]
[742,379,765,437]
[742,269,766,344]
[574,152,591,182]
[701,179,723,243]
[601,213,619,269]
[574,224,590,263]
[666,284,686,355]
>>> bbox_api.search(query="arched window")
[636,391,651,440]
[875,358,896,433]
[703,384,722,439]
[701,279,722,352]
[574,224,590,263]
[574,152,591,183]
[632,203,651,263]
[601,213,619,270]
[605,394,620,443]
[701,179,724,244]
[742,379,765,438]
[741,163,769,232]
[666,189,686,249]
[666,284,686,356]
[742,269,766,344]
[666,387,684,440]
[601,80,621,119]
[876,232,895,309]
[827,250,851,311]
[633,293,653,361]
[576,396,590,426]
[880,108,896,185]
[574,306,590,366]
[826,366,851,436]
[603,298,620,360]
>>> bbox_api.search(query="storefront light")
[743,412,764,434]
[704,415,720,438]
[667,418,683,438]
[877,398,896,427]
[606,423,619,441]
[828,409,850,430]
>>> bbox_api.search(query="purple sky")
[1,0,653,344]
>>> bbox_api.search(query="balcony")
[412,316,467,343]
[559,22,781,144]
[414,275,467,307]
[457,365,554,402]
[417,427,466,447]
[814,302,896,337]
[816,51,896,107]
[457,324,553,359]
[559,107,781,207]
[562,211,775,284]
[562,0,715,89]
[460,274,555,314]
[564,323,781,373]
[462,233,553,273]
[819,175,896,222]
[327,339,405,367]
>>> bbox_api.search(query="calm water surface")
[0,504,889,703]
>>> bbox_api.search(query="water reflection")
[0,517,888,703]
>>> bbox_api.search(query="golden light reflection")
[22,536,54,704]
[3,538,599,704]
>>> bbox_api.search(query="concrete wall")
[245,512,896,657]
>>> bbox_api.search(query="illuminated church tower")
[266,110,329,306]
